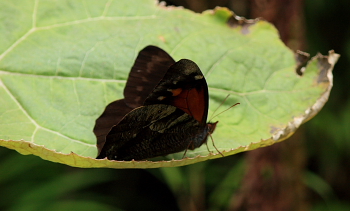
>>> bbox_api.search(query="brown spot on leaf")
[158,35,166,43]
[270,125,279,134]
[316,53,332,84]
[227,14,260,34]
[295,50,310,76]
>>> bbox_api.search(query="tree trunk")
[231,0,309,210]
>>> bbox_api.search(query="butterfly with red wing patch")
[94,46,218,161]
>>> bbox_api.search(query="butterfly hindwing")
[93,99,133,153]
[97,104,210,161]
[124,46,175,108]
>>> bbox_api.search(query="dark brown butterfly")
[94,46,217,161]
[93,46,175,151]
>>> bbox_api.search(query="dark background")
[1,0,349,210]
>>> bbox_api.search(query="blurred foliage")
[0,0,349,210]
[0,146,245,211]
[303,0,350,209]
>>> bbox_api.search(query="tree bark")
[231,0,309,210]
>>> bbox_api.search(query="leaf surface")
[0,0,339,168]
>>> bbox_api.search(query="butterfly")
[94,46,218,161]
[93,46,175,151]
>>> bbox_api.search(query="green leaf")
[0,0,339,168]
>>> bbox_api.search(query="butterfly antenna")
[209,133,224,157]
[210,102,240,121]
[209,94,230,121]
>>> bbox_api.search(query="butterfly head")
[207,121,218,135]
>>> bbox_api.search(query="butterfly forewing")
[144,59,209,125]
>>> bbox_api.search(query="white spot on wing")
[157,96,166,101]
[194,75,203,80]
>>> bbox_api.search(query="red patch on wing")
[170,87,206,124]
